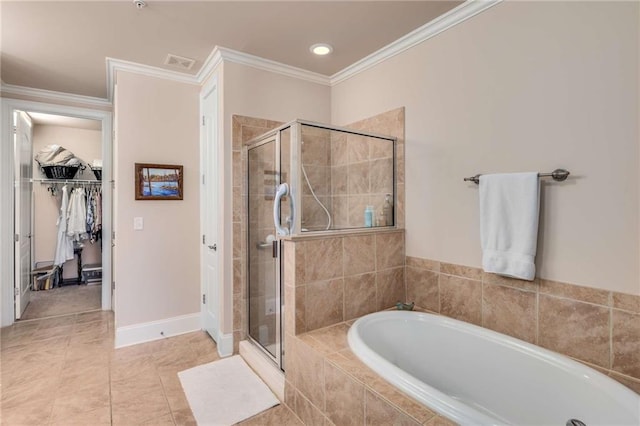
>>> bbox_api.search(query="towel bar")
[463,169,570,185]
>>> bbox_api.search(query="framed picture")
[135,163,183,200]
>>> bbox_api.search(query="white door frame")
[0,98,113,326]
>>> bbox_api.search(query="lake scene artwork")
[135,163,183,200]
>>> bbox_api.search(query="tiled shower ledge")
[282,226,402,241]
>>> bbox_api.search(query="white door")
[201,84,218,340]
[14,111,33,319]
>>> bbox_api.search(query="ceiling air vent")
[164,54,196,71]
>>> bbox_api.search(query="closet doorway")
[1,99,113,326]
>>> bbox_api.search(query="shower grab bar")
[273,183,295,236]
[463,168,570,184]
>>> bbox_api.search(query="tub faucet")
[396,302,415,311]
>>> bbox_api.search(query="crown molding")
[106,57,200,101]
[105,0,498,98]
[330,0,502,85]
[195,47,224,84]
[0,82,111,108]
[211,46,331,86]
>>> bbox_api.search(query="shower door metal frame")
[245,131,284,370]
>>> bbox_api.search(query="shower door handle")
[273,183,294,236]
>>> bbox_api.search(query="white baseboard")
[217,331,233,357]
[239,340,285,402]
[115,313,201,348]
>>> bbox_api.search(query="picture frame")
[134,163,183,200]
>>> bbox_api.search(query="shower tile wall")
[300,126,332,231]
[329,132,394,229]
[282,229,405,336]
[232,115,283,354]
[232,109,405,353]
[343,107,405,228]
[406,255,640,393]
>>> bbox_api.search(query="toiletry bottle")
[377,210,385,227]
[383,194,393,226]
[364,205,374,227]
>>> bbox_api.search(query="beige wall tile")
[611,309,640,378]
[344,235,375,276]
[405,256,440,272]
[347,134,370,163]
[423,415,457,426]
[295,390,325,426]
[377,267,406,310]
[482,283,536,343]
[406,267,439,313]
[612,292,640,313]
[305,279,344,331]
[233,259,243,295]
[538,295,610,368]
[365,390,421,426]
[368,377,435,424]
[440,275,482,325]
[324,361,365,426]
[326,350,380,386]
[303,238,344,283]
[331,165,348,195]
[348,162,371,195]
[348,195,369,227]
[441,263,482,281]
[285,380,296,409]
[376,232,404,270]
[306,324,350,354]
[344,273,377,320]
[539,279,610,306]
[294,337,326,409]
[482,272,538,292]
[295,285,307,335]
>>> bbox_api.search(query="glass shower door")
[247,138,280,361]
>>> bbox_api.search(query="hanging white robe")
[54,186,74,266]
[67,188,88,241]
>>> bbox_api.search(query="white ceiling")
[0,1,462,99]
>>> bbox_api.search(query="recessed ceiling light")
[310,43,333,56]
[133,0,147,9]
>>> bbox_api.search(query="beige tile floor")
[22,285,102,320]
[1,311,298,426]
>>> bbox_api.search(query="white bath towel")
[479,172,540,281]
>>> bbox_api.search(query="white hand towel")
[479,172,540,281]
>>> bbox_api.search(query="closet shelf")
[32,178,103,184]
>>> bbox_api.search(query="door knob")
[208,244,217,251]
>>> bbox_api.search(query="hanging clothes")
[86,188,95,241]
[54,185,74,266]
[67,187,88,241]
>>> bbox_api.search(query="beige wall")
[32,124,102,278]
[114,72,200,327]
[331,1,640,295]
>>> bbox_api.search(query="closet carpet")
[22,284,102,320]
[0,311,301,425]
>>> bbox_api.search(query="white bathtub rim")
[347,311,640,426]
[347,314,500,425]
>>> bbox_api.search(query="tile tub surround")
[405,256,640,393]
[283,229,405,335]
[283,321,456,426]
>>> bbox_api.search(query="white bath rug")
[178,355,280,425]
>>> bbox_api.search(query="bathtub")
[348,311,640,426]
